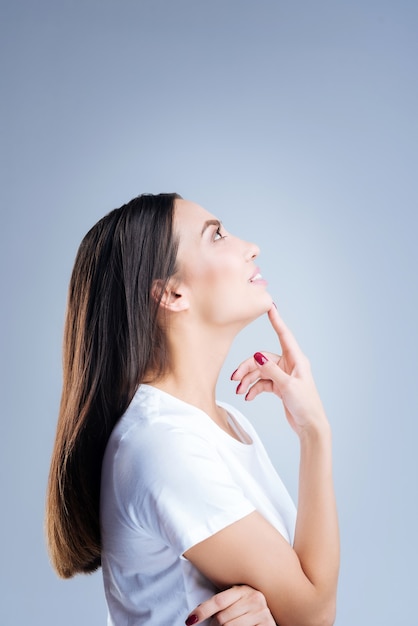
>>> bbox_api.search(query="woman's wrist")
[297,416,332,445]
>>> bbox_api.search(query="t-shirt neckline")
[140,383,254,447]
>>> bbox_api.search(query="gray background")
[1,1,417,624]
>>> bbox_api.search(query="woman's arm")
[186,585,275,625]
[184,307,339,626]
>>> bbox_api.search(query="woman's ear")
[152,278,190,312]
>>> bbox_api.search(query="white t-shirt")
[100,384,296,626]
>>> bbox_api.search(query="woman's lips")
[249,267,267,285]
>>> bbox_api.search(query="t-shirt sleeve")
[112,422,256,557]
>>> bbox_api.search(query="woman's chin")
[259,290,274,313]
[242,293,274,326]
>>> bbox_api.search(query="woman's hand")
[231,306,328,437]
[185,585,275,625]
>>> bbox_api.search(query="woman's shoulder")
[106,385,217,464]
[105,386,264,478]
[102,387,244,506]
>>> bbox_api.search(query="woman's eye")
[214,227,224,241]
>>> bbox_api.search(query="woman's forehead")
[174,199,217,226]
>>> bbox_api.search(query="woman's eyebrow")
[201,219,221,236]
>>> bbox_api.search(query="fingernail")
[230,368,238,380]
[185,616,199,625]
[254,352,268,365]
[235,382,241,394]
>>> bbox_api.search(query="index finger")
[268,306,303,358]
[185,586,244,625]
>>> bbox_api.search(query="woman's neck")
[151,322,236,423]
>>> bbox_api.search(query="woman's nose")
[245,240,260,261]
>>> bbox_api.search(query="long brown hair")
[46,193,180,578]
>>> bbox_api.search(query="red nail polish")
[254,352,268,365]
[186,615,199,625]
[230,368,238,380]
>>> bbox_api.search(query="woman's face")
[173,199,273,328]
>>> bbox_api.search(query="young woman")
[46,193,339,625]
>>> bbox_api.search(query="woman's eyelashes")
[213,225,227,241]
